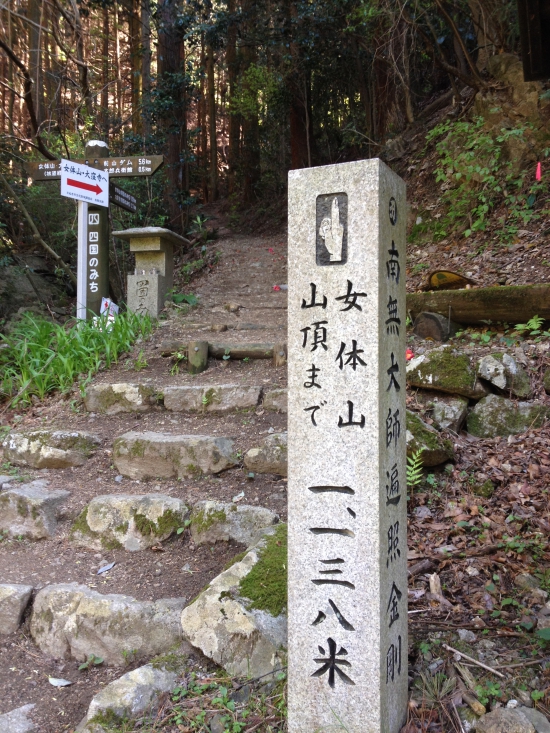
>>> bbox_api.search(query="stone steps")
[84,382,288,415]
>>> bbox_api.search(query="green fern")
[407,449,424,488]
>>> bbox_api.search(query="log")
[413,312,459,341]
[208,343,276,360]
[188,341,209,374]
[160,340,187,357]
[273,342,287,367]
[407,284,550,325]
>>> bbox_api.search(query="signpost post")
[27,141,164,320]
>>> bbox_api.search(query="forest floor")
[3,128,550,731]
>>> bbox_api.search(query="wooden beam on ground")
[160,341,281,360]
[407,284,550,325]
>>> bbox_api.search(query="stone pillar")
[113,227,187,317]
[287,159,407,733]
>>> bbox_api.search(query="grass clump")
[0,311,153,406]
[239,524,287,617]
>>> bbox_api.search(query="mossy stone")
[467,394,550,438]
[474,479,495,498]
[406,411,454,467]
[407,346,485,398]
[191,507,227,534]
[239,523,287,617]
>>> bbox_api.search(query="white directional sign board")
[60,159,109,207]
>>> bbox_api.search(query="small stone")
[475,707,535,733]
[0,482,70,539]
[84,384,156,415]
[467,395,550,439]
[154,568,162,576]
[0,704,36,732]
[113,432,237,480]
[406,411,454,466]
[466,566,479,577]
[478,353,532,398]
[414,506,432,520]
[515,573,540,591]
[471,616,486,628]
[86,664,179,723]
[115,475,123,483]
[244,433,287,476]
[457,629,476,643]
[0,584,33,634]
[531,588,549,604]
[2,430,101,469]
[190,501,279,546]
[507,700,519,708]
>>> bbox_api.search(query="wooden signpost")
[27,141,164,319]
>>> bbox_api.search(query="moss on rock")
[239,523,287,617]
[191,507,227,534]
[407,346,484,398]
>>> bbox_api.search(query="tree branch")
[0,38,57,159]
[0,172,77,285]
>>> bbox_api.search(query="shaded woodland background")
[0,0,540,319]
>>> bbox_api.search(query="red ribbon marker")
[67,178,103,196]
[536,162,542,181]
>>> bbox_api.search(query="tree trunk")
[241,0,260,200]
[128,0,141,134]
[27,0,44,127]
[207,43,218,201]
[101,6,109,137]
[141,0,152,138]
[157,0,184,228]
[199,34,208,202]
[114,4,122,120]
[226,0,240,195]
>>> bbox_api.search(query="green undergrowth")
[0,311,153,406]
[239,524,287,617]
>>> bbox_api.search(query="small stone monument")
[113,227,186,317]
[288,159,407,732]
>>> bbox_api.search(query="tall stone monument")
[288,159,407,733]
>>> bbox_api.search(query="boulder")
[487,53,541,120]
[475,707,535,733]
[181,525,287,679]
[0,584,33,634]
[518,707,550,733]
[244,432,287,476]
[262,389,288,413]
[406,411,454,466]
[85,664,178,724]
[478,353,531,398]
[406,345,487,399]
[113,432,236,480]
[418,393,468,433]
[2,430,101,469]
[190,501,279,546]
[71,494,189,551]
[0,481,70,539]
[84,383,157,415]
[30,583,186,666]
[0,704,36,733]
[467,395,550,438]
[163,385,261,413]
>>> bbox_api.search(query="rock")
[263,388,288,413]
[2,430,101,469]
[456,705,478,732]
[85,664,178,724]
[84,383,157,415]
[406,411,454,466]
[413,312,459,342]
[515,573,540,591]
[0,474,13,486]
[181,525,287,679]
[475,707,535,733]
[0,704,36,732]
[519,706,550,733]
[244,432,287,476]
[0,584,33,634]
[457,629,476,643]
[544,369,550,395]
[30,583,186,666]
[163,385,261,413]
[419,393,468,433]
[467,395,550,438]
[406,345,488,399]
[0,481,70,539]
[113,432,236,480]
[487,53,541,120]
[473,480,495,499]
[190,501,279,546]
[71,494,189,551]
[478,353,532,398]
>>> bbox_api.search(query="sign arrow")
[67,178,103,196]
